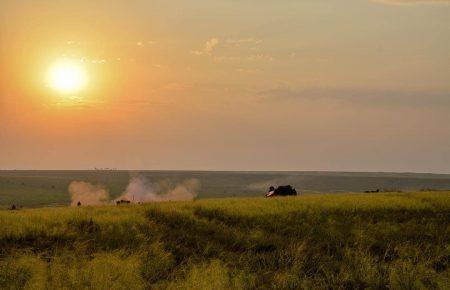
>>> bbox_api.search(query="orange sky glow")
[1,0,449,172]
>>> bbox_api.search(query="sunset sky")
[1,0,449,172]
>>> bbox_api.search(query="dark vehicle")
[364,189,380,193]
[266,185,297,197]
[116,200,131,205]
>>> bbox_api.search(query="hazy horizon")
[1,169,450,176]
[1,0,449,173]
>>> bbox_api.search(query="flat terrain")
[1,170,450,208]
[0,191,449,289]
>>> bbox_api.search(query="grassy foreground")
[0,192,449,289]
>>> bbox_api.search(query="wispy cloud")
[205,38,219,56]
[191,37,220,56]
[191,36,274,66]
[214,53,274,63]
[225,38,262,49]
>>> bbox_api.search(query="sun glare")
[47,60,87,93]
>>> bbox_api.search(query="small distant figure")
[364,189,380,193]
[77,201,82,207]
[266,185,297,197]
[10,204,17,210]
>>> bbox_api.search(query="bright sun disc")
[47,60,87,93]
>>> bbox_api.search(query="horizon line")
[1,169,449,175]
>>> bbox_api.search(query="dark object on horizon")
[266,185,297,197]
[364,189,380,193]
[10,204,17,210]
[77,201,81,207]
[116,200,131,205]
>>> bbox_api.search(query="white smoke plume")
[117,176,200,203]
[69,176,200,206]
[69,181,110,206]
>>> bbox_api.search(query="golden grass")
[0,191,449,289]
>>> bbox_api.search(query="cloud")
[236,68,260,74]
[373,0,450,5]
[205,38,219,55]
[246,54,274,62]
[260,86,450,107]
[190,50,204,56]
[225,38,262,49]
[191,36,272,65]
[214,53,274,63]
[192,37,220,56]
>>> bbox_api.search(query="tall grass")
[0,191,448,289]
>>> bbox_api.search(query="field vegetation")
[0,191,449,289]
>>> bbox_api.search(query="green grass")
[0,191,449,289]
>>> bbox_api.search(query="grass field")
[0,191,449,289]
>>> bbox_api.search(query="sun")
[47,59,87,93]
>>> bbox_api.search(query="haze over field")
[1,0,449,173]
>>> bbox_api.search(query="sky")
[0,0,449,172]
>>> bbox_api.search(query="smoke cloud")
[69,181,110,206]
[117,176,200,203]
[69,176,201,206]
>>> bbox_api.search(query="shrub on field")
[0,256,46,289]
